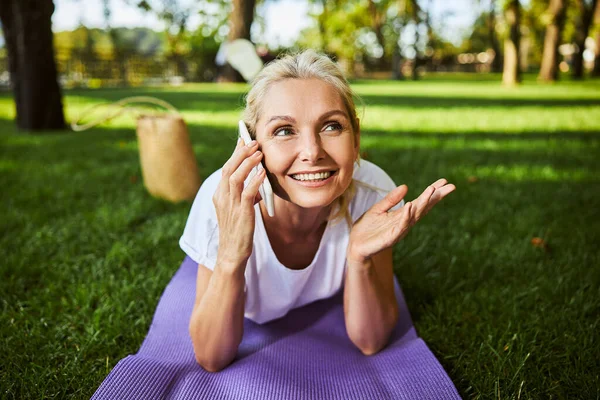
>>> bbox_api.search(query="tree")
[367,0,389,70]
[503,0,521,85]
[221,0,257,82]
[301,0,371,76]
[572,0,599,79]
[157,0,195,79]
[522,0,550,68]
[103,0,129,85]
[463,7,502,70]
[391,0,423,80]
[594,31,600,76]
[315,0,333,53]
[408,0,424,80]
[538,0,567,81]
[0,0,66,131]
[486,0,503,72]
[300,0,431,79]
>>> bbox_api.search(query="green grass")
[1,75,599,399]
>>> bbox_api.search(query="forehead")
[259,78,346,120]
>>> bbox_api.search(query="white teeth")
[292,171,333,181]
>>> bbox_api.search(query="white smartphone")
[238,120,275,217]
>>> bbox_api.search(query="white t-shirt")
[179,160,402,324]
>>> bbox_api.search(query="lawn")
[1,76,599,399]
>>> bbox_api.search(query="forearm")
[343,257,399,355]
[189,262,246,372]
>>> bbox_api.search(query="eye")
[274,126,294,137]
[323,122,343,132]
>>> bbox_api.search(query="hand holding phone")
[238,121,275,217]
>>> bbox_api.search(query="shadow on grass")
[3,86,598,116]
[359,95,600,109]
[1,116,600,398]
[62,88,247,113]
[361,129,600,141]
[2,118,598,187]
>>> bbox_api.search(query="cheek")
[325,140,356,166]
[262,149,288,175]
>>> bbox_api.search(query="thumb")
[371,185,408,214]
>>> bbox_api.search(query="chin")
[289,196,337,210]
[276,187,342,210]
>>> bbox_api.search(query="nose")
[298,130,325,163]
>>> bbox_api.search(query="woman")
[179,50,455,372]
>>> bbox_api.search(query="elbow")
[348,330,387,356]
[194,353,228,373]
[189,324,232,373]
[350,308,399,357]
[354,340,385,356]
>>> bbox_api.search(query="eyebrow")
[265,109,348,126]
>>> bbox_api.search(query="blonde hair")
[242,49,362,227]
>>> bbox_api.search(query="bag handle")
[70,96,180,132]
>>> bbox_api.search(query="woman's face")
[255,78,359,210]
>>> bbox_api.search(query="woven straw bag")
[72,96,201,202]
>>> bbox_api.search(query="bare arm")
[189,261,246,372]
[344,247,398,355]
[188,138,266,372]
[344,179,455,355]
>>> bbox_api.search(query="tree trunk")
[368,0,388,70]
[410,2,421,81]
[221,0,256,82]
[412,27,421,81]
[488,2,503,73]
[538,0,566,82]
[392,43,404,80]
[0,0,66,131]
[572,0,598,79]
[108,29,129,86]
[318,0,330,53]
[502,0,521,86]
[593,32,600,77]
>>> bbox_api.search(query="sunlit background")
[1,0,599,399]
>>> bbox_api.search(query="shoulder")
[179,168,223,268]
[352,159,397,195]
[349,160,402,222]
[195,168,223,199]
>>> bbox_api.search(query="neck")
[259,197,332,242]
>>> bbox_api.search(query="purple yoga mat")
[92,256,459,399]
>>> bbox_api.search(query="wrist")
[346,249,372,271]
[216,254,248,275]
[346,240,369,263]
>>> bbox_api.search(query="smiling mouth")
[290,170,337,182]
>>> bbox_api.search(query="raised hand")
[347,179,456,264]
[212,139,266,271]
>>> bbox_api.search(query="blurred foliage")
[297,0,461,77]
[5,0,598,83]
[51,0,232,86]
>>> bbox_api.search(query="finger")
[409,200,417,227]
[431,178,448,189]
[235,138,243,150]
[242,168,266,206]
[429,183,456,204]
[371,185,408,214]
[413,185,436,221]
[391,201,413,243]
[422,183,456,216]
[229,150,263,193]
[222,139,259,180]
